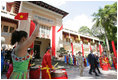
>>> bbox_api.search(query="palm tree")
[92,2,117,55]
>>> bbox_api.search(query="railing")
[63,41,70,45]
[83,44,89,47]
[1,32,11,36]
[1,10,16,16]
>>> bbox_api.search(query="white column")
[43,26,46,39]
[88,42,90,52]
[50,26,52,47]
[93,39,95,43]
[99,42,101,52]
[38,25,41,38]
[95,44,97,53]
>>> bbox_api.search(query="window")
[3,26,8,32]
[40,25,51,38]
[10,27,14,33]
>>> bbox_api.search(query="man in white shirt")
[78,51,84,76]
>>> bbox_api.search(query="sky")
[1,0,116,32]
[43,0,116,31]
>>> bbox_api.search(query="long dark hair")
[11,30,28,45]
[45,47,51,53]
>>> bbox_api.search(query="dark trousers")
[89,64,98,75]
[95,65,101,74]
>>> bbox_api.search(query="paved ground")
[66,65,117,79]
[1,59,117,79]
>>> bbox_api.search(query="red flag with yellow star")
[14,13,28,20]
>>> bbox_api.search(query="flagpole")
[18,1,23,30]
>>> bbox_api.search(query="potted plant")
[57,47,67,57]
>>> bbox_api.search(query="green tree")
[92,2,117,54]
[57,47,67,56]
[78,26,92,36]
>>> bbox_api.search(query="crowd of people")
[64,50,101,76]
[88,50,101,76]
[1,47,13,73]
[1,42,117,79]
[64,49,117,77]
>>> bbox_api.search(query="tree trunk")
[104,30,110,57]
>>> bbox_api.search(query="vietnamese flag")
[29,20,35,37]
[15,13,28,20]
[57,25,63,32]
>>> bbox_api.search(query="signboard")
[33,15,54,24]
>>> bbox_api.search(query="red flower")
[22,57,25,60]
[15,58,18,61]
[27,55,29,58]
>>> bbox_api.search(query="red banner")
[52,26,56,56]
[71,43,74,55]
[90,45,92,51]
[101,45,103,53]
[57,25,63,32]
[111,41,117,57]
[29,20,35,55]
[99,44,102,56]
[28,20,35,69]
[81,44,84,56]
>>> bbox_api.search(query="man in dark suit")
[94,54,102,74]
[88,50,99,76]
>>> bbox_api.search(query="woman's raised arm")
[20,20,40,50]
